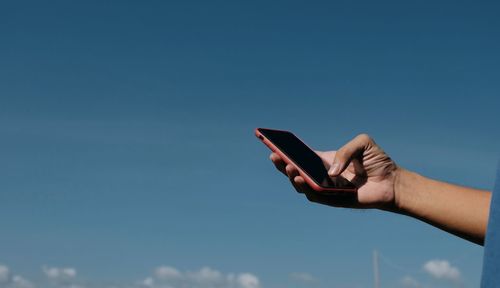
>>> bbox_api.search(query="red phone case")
[255,128,357,193]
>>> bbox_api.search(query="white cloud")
[0,265,10,283]
[0,264,34,288]
[235,273,259,288]
[423,260,460,281]
[0,263,260,288]
[42,266,80,288]
[188,266,224,285]
[400,276,420,288]
[140,266,260,288]
[140,277,155,287]
[42,266,77,280]
[11,275,35,288]
[154,266,181,280]
[290,272,318,284]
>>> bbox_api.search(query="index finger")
[270,152,287,175]
[328,134,373,176]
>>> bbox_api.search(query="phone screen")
[258,128,356,189]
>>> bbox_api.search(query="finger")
[328,134,373,176]
[285,164,300,179]
[351,157,367,176]
[291,176,314,194]
[270,153,286,175]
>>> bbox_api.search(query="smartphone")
[255,128,357,193]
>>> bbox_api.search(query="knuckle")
[335,148,350,162]
[357,133,372,142]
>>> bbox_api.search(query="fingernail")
[329,163,340,176]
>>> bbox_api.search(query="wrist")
[393,168,424,215]
[393,167,404,211]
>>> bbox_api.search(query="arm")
[269,134,491,245]
[395,169,490,245]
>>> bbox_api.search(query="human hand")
[270,134,399,210]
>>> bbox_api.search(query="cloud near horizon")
[140,266,260,288]
[400,276,422,288]
[289,272,318,284]
[0,264,34,288]
[0,260,465,288]
[423,260,461,282]
[42,266,77,281]
[1,264,260,288]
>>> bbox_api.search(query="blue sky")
[0,1,499,287]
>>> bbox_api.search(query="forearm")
[393,168,491,245]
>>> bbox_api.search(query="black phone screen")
[258,128,356,189]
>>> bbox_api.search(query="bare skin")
[270,134,491,245]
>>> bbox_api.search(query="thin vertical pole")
[373,250,380,288]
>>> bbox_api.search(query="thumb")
[328,134,372,176]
